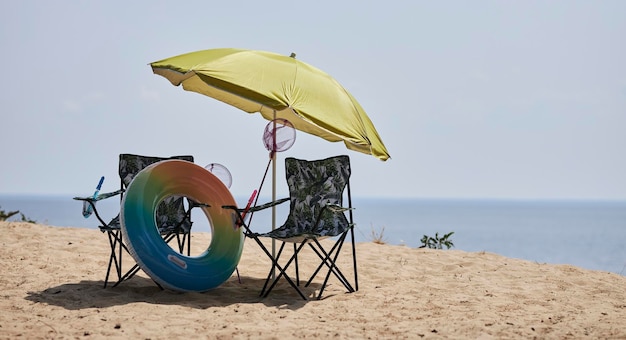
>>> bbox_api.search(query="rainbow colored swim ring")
[120,159,242,292]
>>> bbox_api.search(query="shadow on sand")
[25,275,324,311]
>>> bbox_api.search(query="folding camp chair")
[74,153,197,288]
[225,155,358,300]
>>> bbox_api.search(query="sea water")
[1,195,624,275]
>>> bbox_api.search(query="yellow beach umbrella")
[150,48,390,161]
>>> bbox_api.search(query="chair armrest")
[222,197,289,214]
[73,189,124,228]
[249,197,290,212]
[188,199,210,209]
[309,203,356,232]
[223,197,290,235]
[325,203,354,213]
[73,189,124,202]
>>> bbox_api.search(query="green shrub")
[0,206,36,223]
[420,232,455,249]
[0,206,19,221]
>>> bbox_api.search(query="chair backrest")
[118,154,194,233]
[118,154,194,188]
[282,155,352,237]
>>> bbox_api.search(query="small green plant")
[0,206,36,223]
[369,225,387,244]
[420,231,455,249]
[20,213,37,224]
[0,206,20,221]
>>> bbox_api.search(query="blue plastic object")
[82,176,105,218]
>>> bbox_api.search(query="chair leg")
[314,238,354,299]
[104,230,122,288]
[249,235,307,300]
[306,233,355,299]
[175,231,190,256]
[306,235,345,286]
[262,241,308,299]
[294,243,300,286]
[260,242,286,295]
[350,227,358,292]
[185,232,191,256]
[104,229,127,288]
[162,232,180,252]
[112,263,164,290]
[109,231,141,287]
[113,264,140,287]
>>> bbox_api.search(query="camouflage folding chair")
[74,154,196,288]
[225,155,358,300]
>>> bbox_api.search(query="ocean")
[1,194,625,275]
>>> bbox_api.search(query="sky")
[1,1,625,201]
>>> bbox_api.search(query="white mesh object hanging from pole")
[204,163,233,188]
[262,118,296,153]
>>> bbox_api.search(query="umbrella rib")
[152,67,198,86]
[287,108,372,148]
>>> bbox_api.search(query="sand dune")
[1,221,624,339]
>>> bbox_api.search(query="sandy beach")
[1,221,624,339]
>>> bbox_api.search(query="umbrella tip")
[289,52,296,58]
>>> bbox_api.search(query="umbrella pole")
[271,112,277,280]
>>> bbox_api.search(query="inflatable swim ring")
[120,159,242,292]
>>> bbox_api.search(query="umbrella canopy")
[150,48,390,161]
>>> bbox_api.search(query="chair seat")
[254,231,330,243]
[99,215,191,235]
[100,215,121,231]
